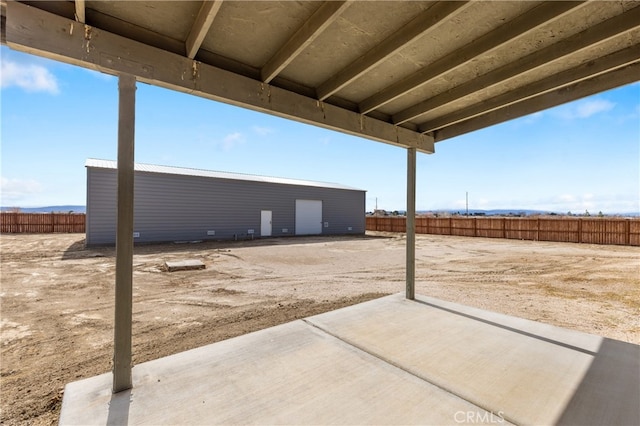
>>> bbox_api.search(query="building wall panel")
[86,167,365,245]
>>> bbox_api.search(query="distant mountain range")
[1,205,86,213]
[2,206,638,217]
[419,209,640,217]
[420,209,563,216]
[420,209,546,216]
[376,209,640,217]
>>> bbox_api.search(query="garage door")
[295,200,322,235]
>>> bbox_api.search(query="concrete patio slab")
[60,294,639,425]
[308,294,640,425]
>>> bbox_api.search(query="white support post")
[406,147,416,300]
[113,74,136,393]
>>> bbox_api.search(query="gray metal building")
[85,159,365,246]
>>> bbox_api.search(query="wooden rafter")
[433,62,640,142]
[261,1,352,84]
[185,0,223,59]
[420,45,640,134]
[315,1,469,101]
[74,0,85,23]
[398,5,640,126]
[359,1,586,115]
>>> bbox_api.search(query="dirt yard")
[1,232,638,425]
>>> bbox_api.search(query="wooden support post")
[406,147,416,300]
[113,74,136,393]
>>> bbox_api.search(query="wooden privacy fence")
[366,216,640,246]
[1,212,85,233]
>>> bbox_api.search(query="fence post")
[578,218,582,243]
[473,217,477,237]
[626,219,631,246]
[503,218,506,239]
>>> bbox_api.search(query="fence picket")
[1,213,85,233]
[365,216,639,246]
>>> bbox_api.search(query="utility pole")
[466,191,469,216]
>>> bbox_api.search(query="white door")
[260,210,272,237]
[295,200,322,235]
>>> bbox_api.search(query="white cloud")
[252,126,274,136]
[556,194,576,203]
[221,132,245,151]
[553,98,615,120]
[575,99,615,118]
[531,193,638,214]
[318,136,331,145]
[1,60,60,94]
[452,196,490,210]
[615,103,640,124]
[83,67,116,82]
[0,177,44,203]
[521,111,544,125]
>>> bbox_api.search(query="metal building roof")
[85,158,365,192]
[3,1,638,154]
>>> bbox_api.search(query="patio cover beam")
[4,2,433,153]
[400,7,640,127]
[421,45,640,134]
[433,61,640,142]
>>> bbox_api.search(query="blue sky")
[1,45,639,213]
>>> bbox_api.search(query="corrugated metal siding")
[86,168,118,246]
[86,167,365,245]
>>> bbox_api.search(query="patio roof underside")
[2,0,639,153]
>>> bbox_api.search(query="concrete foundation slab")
[164,260,205,272]
[60,294,640,425]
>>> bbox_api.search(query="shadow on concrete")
[414,298,640,425]
[106,388,131,426]
[413,299,596,356]
[557,338,640,425]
